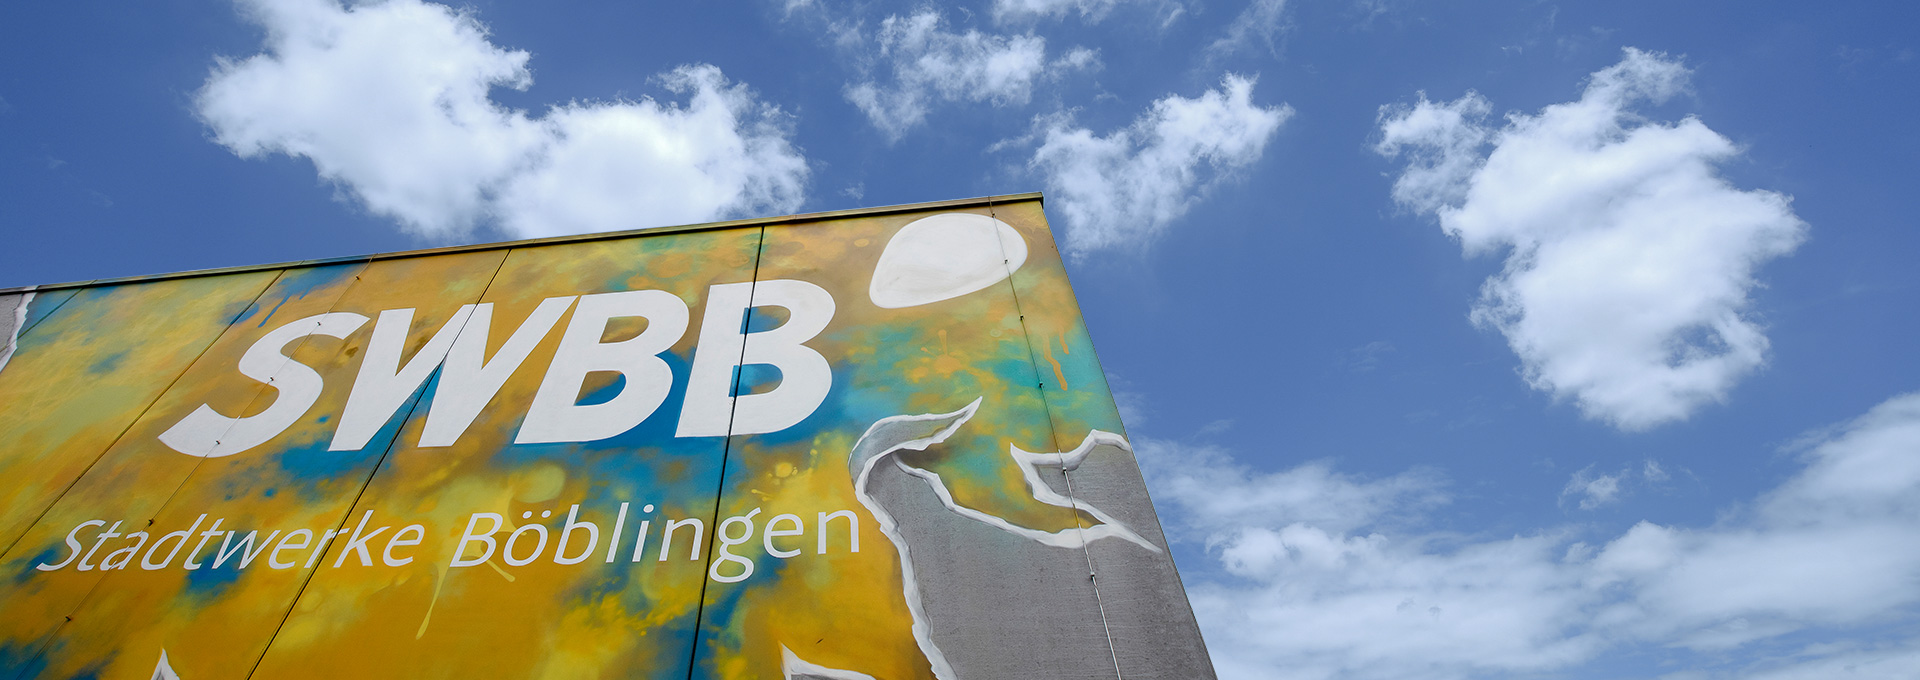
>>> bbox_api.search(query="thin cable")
[41,263,373,655]
[684,226,765,680]
[986,199,1126,680]
[137,261,374,565]
[1,269,291,680]
[0,270,288,562]
[15,284,86,337]
[246,251,514,678]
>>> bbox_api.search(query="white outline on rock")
[153,648,181,680]
[845,397,1156,680]
[781,645,878,679]
[0,290,33,376]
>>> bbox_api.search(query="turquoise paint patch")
[9,547,63,586]
[576,373,626,407]
[734,363,782,397]
[0,639,50,679]
[18,288,80,335]
[275,371,433,496]
[256,264,359,328]
[87,350,126,374]
[184,557,242,597]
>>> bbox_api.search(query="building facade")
[0,194,1213,679]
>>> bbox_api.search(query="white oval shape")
[869,213,1028,309]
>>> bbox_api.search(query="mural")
[0,195,1213,679]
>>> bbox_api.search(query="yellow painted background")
[0,197,1167,679]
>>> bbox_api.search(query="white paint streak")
[781,645,879,679]
[0,290,33,376]
[1009,431,1158,551]
[152,648,181,680]
[891,433,1160,551]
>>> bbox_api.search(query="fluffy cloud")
[1030,74,1289,256]
[198,0,806,240]
[1140,391,1920,679]
[1595,394,1920,649]
[1141,440,1596,679]
[493,69,808,238]
[844,10,1097,141]
[1375,48,1807,430]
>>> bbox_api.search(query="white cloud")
[1345,340,1395,372]
[1375,48,1807,430]
[1642,459,1670,483]
[992,0,1172,24]
[493,67,808,239]
[1206,0,1290,60]
[197,0,807,240]
[1560,459,1668,510]
[1029,74,1289,257]
[1562,465,1624,509]
[843,10,1097,141]
[1739,642,1920,680]
[1142,439,1596,679]
[1597,394,1920,648]
[1139,391,1920,679]
[1141,442,1445,540]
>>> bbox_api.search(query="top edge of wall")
[2,192,1046,294]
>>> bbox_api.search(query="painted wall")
[0,197,1214,680]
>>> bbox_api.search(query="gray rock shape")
[0,291,31,376]
[153,649,181,680]
[1050,436,1219,679]
[844,399,1215,680]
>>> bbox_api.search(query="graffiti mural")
[0,195,1213,679]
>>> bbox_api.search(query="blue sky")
[4,1,1919,677]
